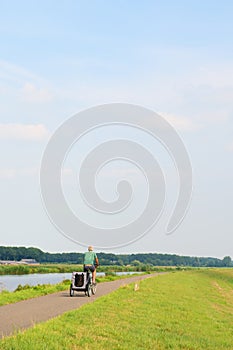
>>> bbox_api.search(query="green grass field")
[1,269,233,350]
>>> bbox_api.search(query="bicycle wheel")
[87,283,92,297]
[91,283,97,295]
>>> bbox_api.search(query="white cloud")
[62,168,73,176]
[190,64,233,89]
[0,167,38,180]
[0,168,17,179]
[226,141,233,152]
[159,112,202,132]
[20,82,53,103]
[0,60,54,103]
[0,123,50,141]
[0,60,40,83]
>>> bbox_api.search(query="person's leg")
[92,266,96,284]
[84,265,90,284]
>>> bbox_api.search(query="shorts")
[84,265,95,273]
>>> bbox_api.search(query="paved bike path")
[0,273,161,338]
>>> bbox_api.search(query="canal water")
[0,272,141,292]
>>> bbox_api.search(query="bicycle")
[85,268,97,296]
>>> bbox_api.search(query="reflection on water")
[0,271,141,292]
[0,273,73,292]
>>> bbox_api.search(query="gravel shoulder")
[0,273,162,338]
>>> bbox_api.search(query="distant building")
[0,259,39,265]
[20,259,39,265]
[0,260,20,265]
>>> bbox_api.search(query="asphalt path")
[0,273,162,339]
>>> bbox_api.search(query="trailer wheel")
[70,284,74,297]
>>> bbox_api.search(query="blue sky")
[0,1,233,257]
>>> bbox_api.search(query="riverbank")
[0,263,181,275]
[0,273,147,306]
[0,264,83,275]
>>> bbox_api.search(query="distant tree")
[222,256,232,267]
[193,257,200,267]
[117,259,124,266]
[0,246,230,267]
[131,260,142,266]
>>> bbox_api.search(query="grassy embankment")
[0,272,149,306]
[1,268,233,349]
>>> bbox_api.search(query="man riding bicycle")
[83,246,99,284]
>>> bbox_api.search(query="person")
[83,245,99,284]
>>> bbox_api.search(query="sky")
[0,1,233,258]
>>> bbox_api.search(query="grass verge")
[0,273,146,306]
[1,269,233,349]
[0,280,70,306]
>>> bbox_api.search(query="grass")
[0,280,71,306]
[0,264,192,275]
[1,269,233,349]
[0,273,146,306]
[0,264,84,275]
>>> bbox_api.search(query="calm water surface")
[0,272,141,292]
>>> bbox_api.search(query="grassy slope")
[1,269,233,350]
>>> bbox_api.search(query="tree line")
[0,246,232,267]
